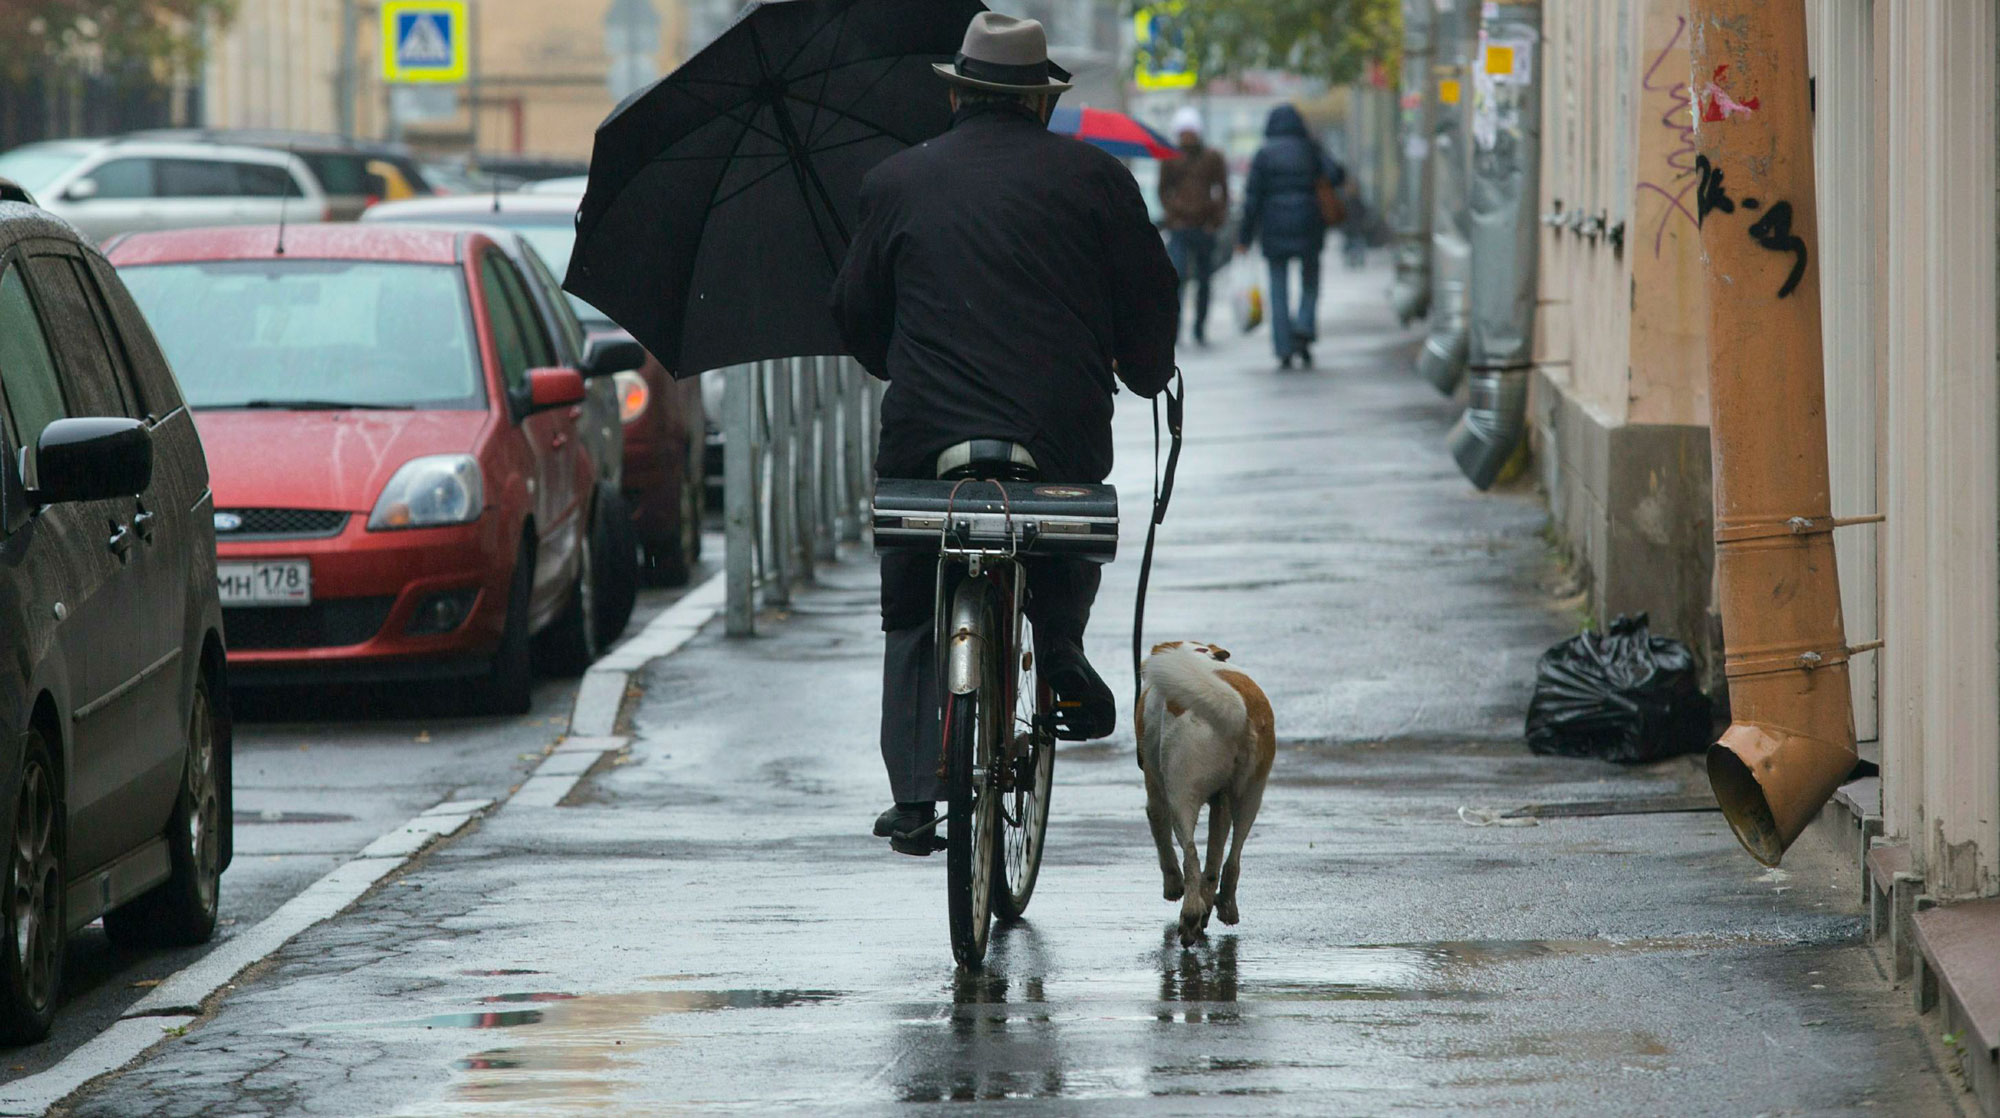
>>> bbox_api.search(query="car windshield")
[119,260,484,411]
[0,143,91,195]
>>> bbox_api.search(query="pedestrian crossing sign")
[381,0,468,84]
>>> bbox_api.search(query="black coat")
[831,100,1178,484]
[1239,104,1345,260]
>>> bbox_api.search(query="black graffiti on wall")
[1694,154,1734,224]
[1746,201,1808,298]
[1693,154,1809,299]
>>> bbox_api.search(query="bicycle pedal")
[889,831,948,856]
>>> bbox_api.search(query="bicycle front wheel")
[945,593,1000,967]
[993,620,1054,922]
[945,686,999,966]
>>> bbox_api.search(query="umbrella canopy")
[565,0,988,377]
[1049,106,1179,160]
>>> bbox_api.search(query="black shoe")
[1041,636,1116,741]
[1296,341,1314,368]
[1278,353,1295,371]
[875,802,944,855]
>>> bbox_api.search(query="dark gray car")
[0,201,231,1043]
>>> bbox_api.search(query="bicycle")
[873,453,1119,966]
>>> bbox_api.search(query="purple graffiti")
[1634,16,1698,258]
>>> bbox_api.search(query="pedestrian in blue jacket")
[1237,103,1345,369]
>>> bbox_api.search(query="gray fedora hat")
[932,13,1073,94]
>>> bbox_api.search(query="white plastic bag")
[1230,255,1264,334]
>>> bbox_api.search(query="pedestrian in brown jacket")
[1158,106,1229,344]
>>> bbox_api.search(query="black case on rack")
[872,478,1119,561]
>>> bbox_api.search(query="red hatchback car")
[107,225,645,713]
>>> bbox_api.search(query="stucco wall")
[1530,0,1714,660]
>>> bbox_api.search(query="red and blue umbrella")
[1049,106,1180,160]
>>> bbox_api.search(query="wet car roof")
[104,224,470,266]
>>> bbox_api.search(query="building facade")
[1530,0,1998,1094]
[200,0,686,158]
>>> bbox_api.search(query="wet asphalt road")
[49,264,1967,1116]
[3,566,714,1084]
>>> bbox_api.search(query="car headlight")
[613,370,650,423]
[368,455,483,530]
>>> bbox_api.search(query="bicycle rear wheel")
[992,616,1054,922]
[945,586,1000,967]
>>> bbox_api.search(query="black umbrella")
[564,0,991,377]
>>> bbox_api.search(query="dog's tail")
[1141,647,1249,738]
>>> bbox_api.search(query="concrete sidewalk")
[59,262,1965,1116]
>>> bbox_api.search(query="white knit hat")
[1170,106,1204,138]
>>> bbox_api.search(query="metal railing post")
[767,358,795,607]
[813,355,839,561]
[784,358,808,588]
[723,363,756,636]
[839,359,866,542]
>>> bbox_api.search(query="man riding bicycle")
[830,13,1179,855]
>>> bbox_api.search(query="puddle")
[234,809,355,824]
[307,988,844,1113]
[1145,934,1790,1012]
[460,969,543,977]
[303,989,838,1035]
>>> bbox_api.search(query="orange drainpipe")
[1689,0,1858,866]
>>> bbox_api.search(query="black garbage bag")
[1525,613,1714,763]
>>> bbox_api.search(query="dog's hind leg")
[1215,782,1264,926]
[1202,794,1230,913]
[1170,794,1208,946]
[1145,775,1183,901]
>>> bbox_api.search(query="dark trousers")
[880,551,1100,803]
[1267,252,1322,359]
[1167,228,1217,343]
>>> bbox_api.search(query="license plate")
[217,560,311,606]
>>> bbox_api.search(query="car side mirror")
[579,332,646,378]
[63,177,99,203]
[31,417,151,506]
[526,367,587,411]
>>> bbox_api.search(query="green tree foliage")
[1172,0,1401,85]
[0,0,236,82]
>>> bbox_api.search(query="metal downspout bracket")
[1689,0,1858,867]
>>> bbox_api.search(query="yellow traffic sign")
[1134,3,1198,91]
[381,0,468,84]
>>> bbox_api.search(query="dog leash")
[1132,368,1185,765]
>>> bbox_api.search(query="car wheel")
[465,538,535,716]
[0,729,63,1044]
[105,677,223,948]
[536,515,602,677]
[685,455,704,563]
[592,484,638,644]
[643,471,697,588]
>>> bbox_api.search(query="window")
[479,255,534,394]
[299,152,371,195]
[86,255,185,419]
[0,263,70,478]
[493,254,554,370]
[236,163,305,198]
[512,222,613,330]
[25,253,136,418]
[157,158,242,198]
[87,158,154,200]
[517,240,584,364]
[119,260,482,411]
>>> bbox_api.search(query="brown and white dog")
[1136,641,1275,945]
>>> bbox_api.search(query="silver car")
[0,139,326,243]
